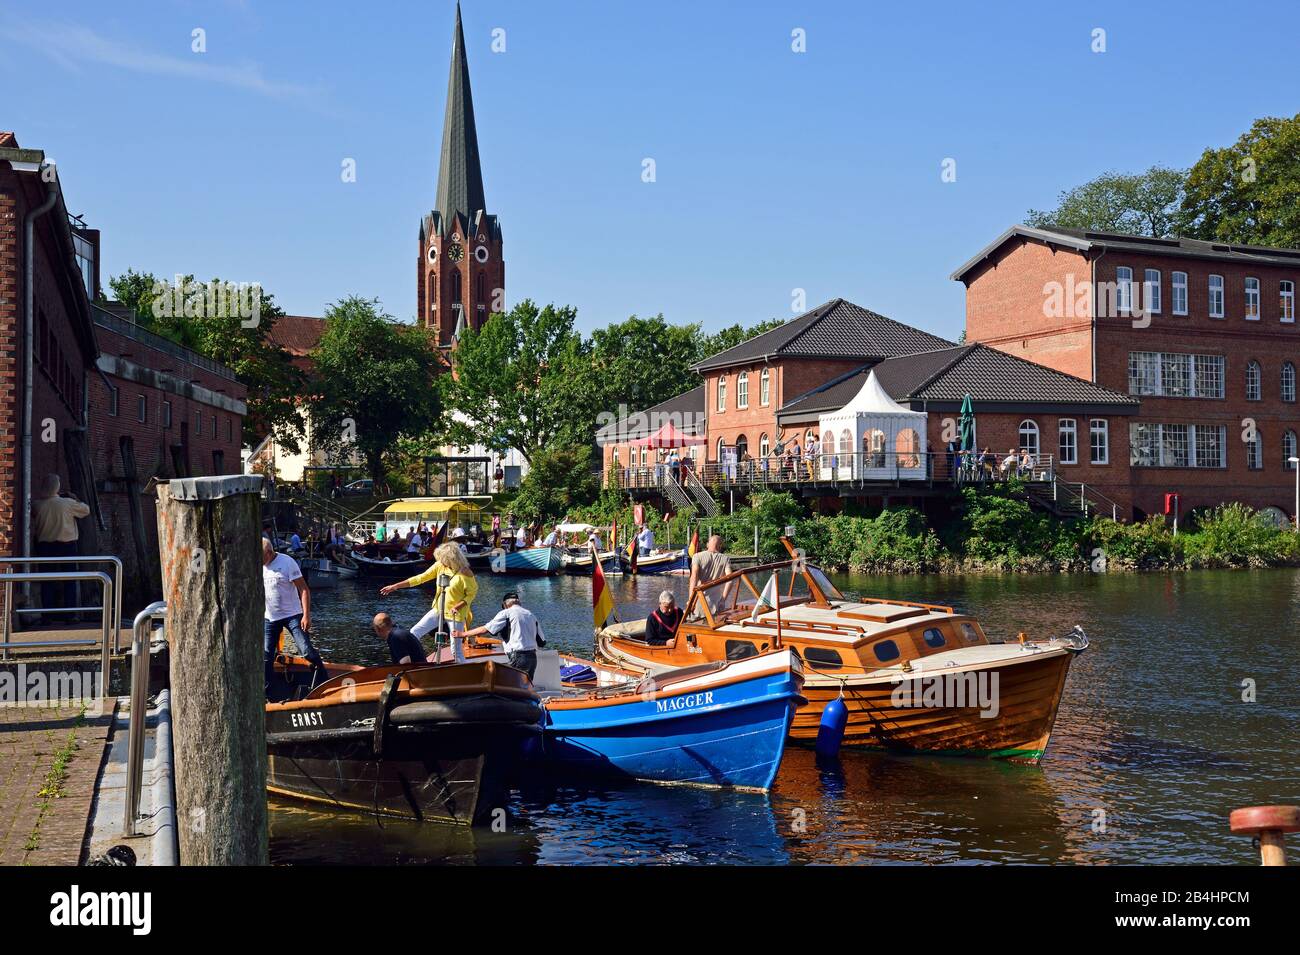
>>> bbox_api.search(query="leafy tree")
[444,300,594,463]
[696,318,786,359]
[308,296,442,484]
[588,314,702,416]
[1178,114,1300,248]
[1026,165,1186,237]
[511,444,600,519]
[108,269,306,448]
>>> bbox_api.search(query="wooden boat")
[469,545,564,576]
[561,549,617,573]
[453,642,804,791]
[610,548,688,575]
[265,656,542,825]
[299,556,357,588]
[349,550,432,580]
[597,543,1088,765]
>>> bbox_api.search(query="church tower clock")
[418,3,504,350]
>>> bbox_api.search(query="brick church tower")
[418,3,504,348]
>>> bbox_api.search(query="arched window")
[759,433,769,458]
[759,368,770,406]
[428,273,437,317]
[839,429,852,455]
[717,377,727,412]
[716,437,725,460]
[805,429,817,445]
[1246,360,1262,401]
[735,435,748,460]
[476,272,486,304]
[737,372,749,409]
[1284,430,1297,470]
[1282,362,1296,403]
[452,269,462,303]
[1246,427,1262,470]
[1019,419,1040,457]
[895,428,919,467]
[822,430,834,453]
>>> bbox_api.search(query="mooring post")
[1230,805,1300,866]
[156,474,267,865]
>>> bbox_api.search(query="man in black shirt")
[372,612,427,664]
[645,591,685,645]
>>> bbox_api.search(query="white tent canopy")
[816,370,929,480]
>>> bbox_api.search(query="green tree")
[512,444,600,519]
[444,300,593,463]
[108,269,306,448]
[1026,165,1186,237]
[696,318,786,359]
[308,296,442,484]
[588,314,702,416]
[1179,114,1300,248]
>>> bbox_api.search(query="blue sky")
[4,0,1297,341]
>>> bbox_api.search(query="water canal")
[269,567,1300,865]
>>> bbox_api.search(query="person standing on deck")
[636,523,655,556]
[687,534,734,618]
[32,473,89,622]
[462,591,544,681]
[262,538,326,692]
[379,542,477,662]
[541,526,559,547]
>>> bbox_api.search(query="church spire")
[434,2,486,235]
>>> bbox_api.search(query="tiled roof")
[691,298,953,372]
[268,314,326,357]
[596,385,705,442]
[779,344,1138,419]
[952,224,1300,281]
[0,132,17,148]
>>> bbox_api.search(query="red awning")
[628,423,707,448]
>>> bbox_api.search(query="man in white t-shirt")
[262,537,325,693]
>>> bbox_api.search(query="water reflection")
[271,567,1300,865]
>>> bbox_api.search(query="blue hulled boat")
[467,545,565,575]
[539,649,804,792]
[610,548,689,575]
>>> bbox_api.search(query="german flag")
[625,533,638,575]
[592,550,615,629]
[420,520,448,561]
[687,528,700,559]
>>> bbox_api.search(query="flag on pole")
[625,534,638,575]
[592,551,616,629]
[687,528,700,559]
[751,572,779,621]
[420,520,448,560]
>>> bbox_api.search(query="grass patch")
[22,707,86,855]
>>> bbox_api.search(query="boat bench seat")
[636,661,727,696]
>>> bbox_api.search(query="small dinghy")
[265,658,542,825]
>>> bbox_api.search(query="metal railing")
[125,601,166,836]
[0,570,114,679]
[0,556,123,651]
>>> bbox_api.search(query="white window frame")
[1284,430,1298,470]
[1089,419,1109,465]
[1115,266,1134,314]
[737,372,749,409]
[1172,271,1188,315]
[1144,269,1161,314]
[1246,429,1263,470]
[759,433,769,458]
[759,368,770,406]
[716,377,726,412]
[1246,360,1262,402]
[1245,277,1260,320]
[1058,418,1078,465]
[1282,281,1295,323]
[1018,419,1040,456]
[1283,362,1297,403]
[1209,275,1224,318]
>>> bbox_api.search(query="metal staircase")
[682,469,720,517]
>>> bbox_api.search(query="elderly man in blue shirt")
[463,590,545,680]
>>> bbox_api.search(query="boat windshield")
[695,559,841,621]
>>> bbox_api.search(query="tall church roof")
[433,3,486,235]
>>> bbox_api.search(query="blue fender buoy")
[815,694,848,758]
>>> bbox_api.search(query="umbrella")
[629,422,707,448]
[958,394,975,452]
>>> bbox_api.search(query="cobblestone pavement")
[0,700,117,866]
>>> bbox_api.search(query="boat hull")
[350,552,432,579]
[542,653,803,791]
[469,545,564,575]
[611,549,688,575]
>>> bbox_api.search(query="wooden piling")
[1230,805,1300,866]
[156,475,267,866]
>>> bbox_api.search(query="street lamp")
[1291,457,1300,530]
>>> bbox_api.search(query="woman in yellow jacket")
[379,542,478,662]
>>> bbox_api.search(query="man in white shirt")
[636,524,655,556]
[262,537,325,693]
[463,591,544,680]
[587,529,604,551]
[541,526,559,547]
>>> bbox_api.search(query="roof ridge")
[887,344,973,398]
[965,341,1130,396]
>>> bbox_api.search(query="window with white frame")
[716,377,726,412]
[759,433,769,458]
[1282,281,1295,323]
[1128,351,1224,398]
[1058,418,1077,464]
[1090,419,1109,464]
[1246,360,1262,401]
[716,437,724,460]
[737,372,749,409]
[1209,275,1224,318]
[1018,419,1040,456]
[1144,269,1161,314]
[1284,430,1298,470]
[1246,429,1263,470]
[1130,423,1226,468]
[759,368,770,406]
[1115,266,1133,313]
[1172,271,1188,315]
[1283,362,1297,403]
[1245,277,1260,320]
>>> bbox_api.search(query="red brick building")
[416,4,504,349]
[954,225,1300,520]
[0,134,100,560]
